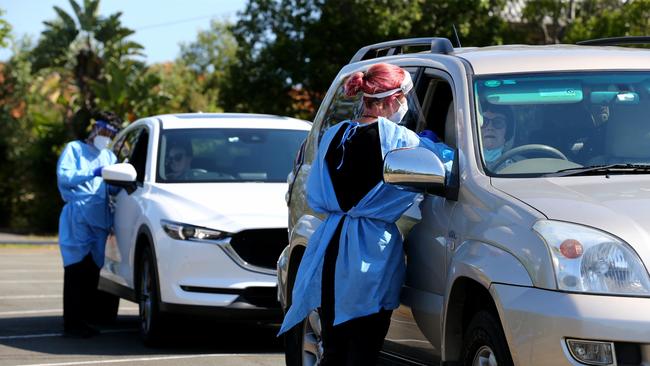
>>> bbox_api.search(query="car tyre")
[138,246,165,346]
[284,309,323,366]
[461,310,513,366]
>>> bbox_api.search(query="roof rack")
[577,36,650,46]
[349,37,454,64]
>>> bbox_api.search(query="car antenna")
[452,24,462,48]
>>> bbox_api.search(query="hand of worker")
[418,129,441,143]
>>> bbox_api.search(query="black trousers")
[63,253,101,329]
[319,221,393,366]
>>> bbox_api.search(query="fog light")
[567,339,615,365]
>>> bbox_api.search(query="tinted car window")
[115,129,141,164]
[130,129,149,183]
[157,128,308,183]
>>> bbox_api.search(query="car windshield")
[474,71,650,177]
[157,128,308,183]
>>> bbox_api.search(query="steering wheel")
[490,144,568,171]
[189,168,208,175]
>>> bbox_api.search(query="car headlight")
[533,220,650,295]
[160,220,227,241]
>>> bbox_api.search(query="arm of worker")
[56,143,97,188]
[418,129,455,175]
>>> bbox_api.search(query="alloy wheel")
[473,345,498,366]
[302,309,323,365]
[139,256,152,335]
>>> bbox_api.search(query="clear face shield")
[353,70,427,132]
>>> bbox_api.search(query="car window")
[474,71,650,176]
[114,129,141,164]
[157,128,308,183]
[419,69,456,147]
[129,129,149,184]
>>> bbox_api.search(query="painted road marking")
[19,353,282,366]
[0,328,136,340]
[0,270,60,274]
[0,308,138,317]
[385,338,431,344]
[0,295,61,299]
[0,280,62,284]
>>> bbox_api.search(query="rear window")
[157,128,308,183]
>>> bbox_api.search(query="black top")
[325,122,383,212]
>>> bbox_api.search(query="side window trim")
[130,127,150,185]
[422,67,457,147]
[117,128,142,164]
[111,134,127,160]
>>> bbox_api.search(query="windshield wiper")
[546,164,650,177]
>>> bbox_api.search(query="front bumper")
[157,237,278,310]
[492,283,650,366]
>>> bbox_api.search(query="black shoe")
[63,323,100,338]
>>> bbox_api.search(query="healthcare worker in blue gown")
[56,111,121,338]
[279,63,454,365]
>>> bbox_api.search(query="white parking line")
[0,309,62,316]
[18,353,281,366]
[389,318,413,325]
[0,308,138,317]
[385,338,431,344]
[0,268,62,274]
[0,328,136,340]
[0,295,61,299]
[0,280,62,284]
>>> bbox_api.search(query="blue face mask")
[484,147,503,163]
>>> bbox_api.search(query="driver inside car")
[481,105,514,169]
[166,141,193,180]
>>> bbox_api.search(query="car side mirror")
[102,163,137,194]
[383,147,446,194]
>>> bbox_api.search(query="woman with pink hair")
[280,63,453,365]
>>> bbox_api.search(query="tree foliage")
[520,0,650,44]
[220,0,506,120]
[29,0,164,140]
[3,0,650,233]
[0,0,166,232]
[0,9,11,48]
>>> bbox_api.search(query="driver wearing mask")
[481,105,514,168]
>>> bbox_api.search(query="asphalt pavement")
[0,245,285,366]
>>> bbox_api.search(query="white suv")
[98,113,310,344]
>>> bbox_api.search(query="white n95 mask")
[388,99,409,123]
[93,135,111,150]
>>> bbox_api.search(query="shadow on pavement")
[0,314,283,356]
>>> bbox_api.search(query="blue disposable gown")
[279,117,453,334]
[56,140,117,267]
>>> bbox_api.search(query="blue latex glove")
[92,166,104,177]
[418,129,441,143]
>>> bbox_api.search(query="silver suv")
[278,37,650,366]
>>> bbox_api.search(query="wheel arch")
[442,241,530,363]
[283,214,321,310]
[133,225,157,301]
[285,243,306,310]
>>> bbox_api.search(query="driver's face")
[481,110,507,150]
[168,147,191,177]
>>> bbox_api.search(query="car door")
[382,68,459,364]
[104,126,150,289]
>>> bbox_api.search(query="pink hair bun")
[344,72,365,97]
